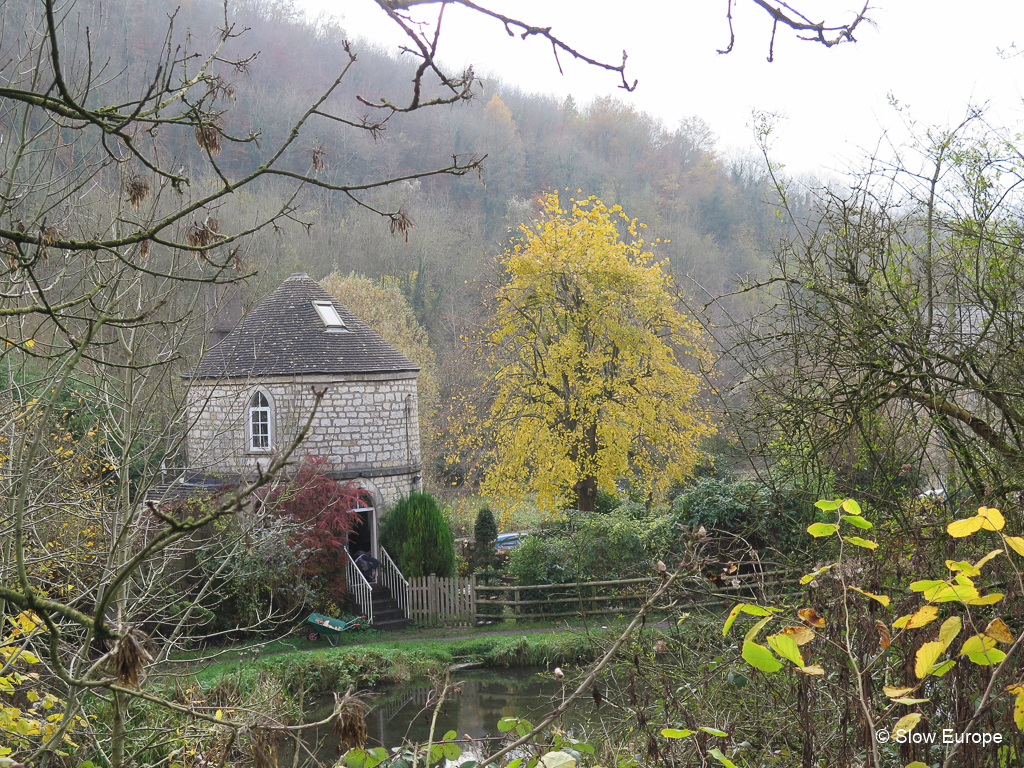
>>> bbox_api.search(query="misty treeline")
[6,0,786,321]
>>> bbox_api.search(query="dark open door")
[347,493,375,556]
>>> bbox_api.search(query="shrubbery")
[662,475,814,554]
[380,492,456,578]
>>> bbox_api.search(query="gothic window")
[248,391,272,451]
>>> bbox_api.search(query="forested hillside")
[1,0,788,484]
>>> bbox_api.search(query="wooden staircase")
[369,583,411,631]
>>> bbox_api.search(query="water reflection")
[304,667,586,764]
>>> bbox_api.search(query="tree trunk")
[576,476,597,511]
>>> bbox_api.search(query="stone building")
[183,272,423,559]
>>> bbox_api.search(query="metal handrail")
[345,552,374,625]
[378,546,409,618]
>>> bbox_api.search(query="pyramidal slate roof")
[192,273,418,378]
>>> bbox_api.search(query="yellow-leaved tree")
[460,192,716,511]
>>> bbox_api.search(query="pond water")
[300,667,589,764]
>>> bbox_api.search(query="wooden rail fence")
[408,570,800,626]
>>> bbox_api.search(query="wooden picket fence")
[408,570,800,626]
[408,575,476,626]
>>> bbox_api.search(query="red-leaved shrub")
[260,456,365,605]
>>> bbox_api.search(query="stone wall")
[185,371,421,507]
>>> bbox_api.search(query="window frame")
[247,390,273,453]
[312,300,348,332]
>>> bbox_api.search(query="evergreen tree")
[380,493,455,578]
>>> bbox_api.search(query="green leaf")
[909,579,946,593]
[661,728,696,739]
[841,499,862,515]
[497,717,519,733]
[722,603,770,636]
[930,660,956,677]
[441,742,461,761]
[966,649,1007,666]
[799,564,834,585]
[807,523,837,537]
[742,640,783,673]
[842,515,872,529]
[844,536,878,550]
[814,500,839,511]
[442,731,457,742]
[700,726,729,737]
[345,749,380,768]
[744,615,773,643]
[708,748,737,768]
[766,633,804,667]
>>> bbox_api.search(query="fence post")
[428,574,437,625]
[514,587,521,618]
[470,574,477,624]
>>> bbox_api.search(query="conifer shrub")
[473,506,503,618]
[380,492,455,578]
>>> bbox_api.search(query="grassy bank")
[184,628,603,705]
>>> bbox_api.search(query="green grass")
[178,625,605,706]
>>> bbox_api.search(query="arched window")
[248,391,272,451]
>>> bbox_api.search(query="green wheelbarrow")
[304,613,366,646]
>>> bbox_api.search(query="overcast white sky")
[300,2,1024,176]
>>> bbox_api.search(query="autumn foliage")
[456,192,716,511]
[260,456,365,604]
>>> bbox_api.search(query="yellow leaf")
[974,549,1003,569]
[947,516,983,538]
[883,686,916,698]
[977,506,1004,531]
[780,625,816,646]
[945,559,980,576]
[844,535,878,550]
[25,339,35,348]
[930,660,956,677]
[797,608,826,628]
[850,587,890,606]
[1005,536,1024,557]
[798,664,825,675]
[965,592,1004,606]
[1013,690,1024,731]
[892,712,923,740]
[906,763,930,768]
[892,697,930,705]
[893,605,939,630]
[931,584,980,603]
[959,634,997,656]
[985,618,1014,644]
[915,641,945,679]
[938,616,962,649]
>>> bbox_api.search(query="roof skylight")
[313,301,348,331]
